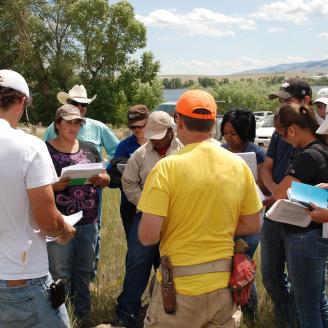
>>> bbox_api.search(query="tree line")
[2,1,326,125]
[0,0,163,125]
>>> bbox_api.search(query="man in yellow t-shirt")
[138,89,262,328]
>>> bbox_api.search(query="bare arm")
[138,212,164,246]
[28,184,75,242]
[235,211,261,237]
[256,162,270,195]
[52,177,70,192]
[261,157,277,194]
[272,175,300,200]
[89,170,111,188]
[307,203,328,223]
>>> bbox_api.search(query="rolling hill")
[241,58,328,75]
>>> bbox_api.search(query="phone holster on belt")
[49,279,66,309]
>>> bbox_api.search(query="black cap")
[269,77,312,100]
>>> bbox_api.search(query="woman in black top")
[273,102,328,328]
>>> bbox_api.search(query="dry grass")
[25,125,276,327]
[88,193,276,328]
[159,71,314,83]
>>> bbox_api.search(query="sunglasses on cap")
[130,122,147,130]
[70,100,88,107]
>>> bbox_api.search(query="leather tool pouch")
[160,256,176,315]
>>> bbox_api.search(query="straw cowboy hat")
[57,85,97,105]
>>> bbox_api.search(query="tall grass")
[27,125,276,327]
[88,189,277,328]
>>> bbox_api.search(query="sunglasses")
[70,100,87,107]
[130,123,146,130]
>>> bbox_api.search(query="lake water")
[163,88,187,102]
[163,86,328,102]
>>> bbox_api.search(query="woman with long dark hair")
[220,108,266,323]
[273,102,328,328]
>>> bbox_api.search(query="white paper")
[63,211,83,226]
[322,223,328,238]
[236,152,258,180]
[117,163,126,174]
[46,211,83,242]
[61,162,105,184]
[256,185,266,202]
[266,199,311,227]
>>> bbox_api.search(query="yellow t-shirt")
[138,140,262,296]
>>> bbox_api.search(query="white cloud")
[309,0,328,16]
[136,8,256,38]
[252,0,311,24]
[252,0,328,25]
[160,56,308,75]
[318,32,328,39]
[267,27,287,33]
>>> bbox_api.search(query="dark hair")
[54,117,62,135]
[274,103,328,145]
[220,108,256,142]
[179,108,215,132]
[0,86,25,111]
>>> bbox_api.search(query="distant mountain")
[241,59,328,75]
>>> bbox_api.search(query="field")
[88,188,277,328]
[27,125,277,328]
[159,71,314,83]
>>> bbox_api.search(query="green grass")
[25,125,276,327]
[87,189,277,328]
[88,188,127,326]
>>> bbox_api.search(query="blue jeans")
[93,188,103,279]
[47,223,98,318]
[116,212,160,321]
[0,274,69,327]
[284,227,328,328]
[120,191,136,241]
[236,234,260,321]
[261,217,296,327]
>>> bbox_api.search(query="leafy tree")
[212,80,280,114]
[198,77,217,88]
[0,0,162,125]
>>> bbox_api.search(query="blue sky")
[116,0,328,75]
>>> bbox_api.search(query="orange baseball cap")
[176,89,217,119]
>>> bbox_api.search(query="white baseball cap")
[0,69,30,98]
[314,87,328,106]
[144,111,175,140]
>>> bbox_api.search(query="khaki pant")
[144,281,236,328]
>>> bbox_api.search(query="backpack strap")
[307,143,328,169]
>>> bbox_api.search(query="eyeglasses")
[130,123,146,130]
[70,100,87,108]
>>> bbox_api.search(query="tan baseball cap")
[55,104,86,123]
[144,111,175,140]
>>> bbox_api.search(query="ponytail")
[276,103,328,146]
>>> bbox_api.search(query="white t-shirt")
[0,119,58,280]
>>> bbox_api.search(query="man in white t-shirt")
[0,69,75,327]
